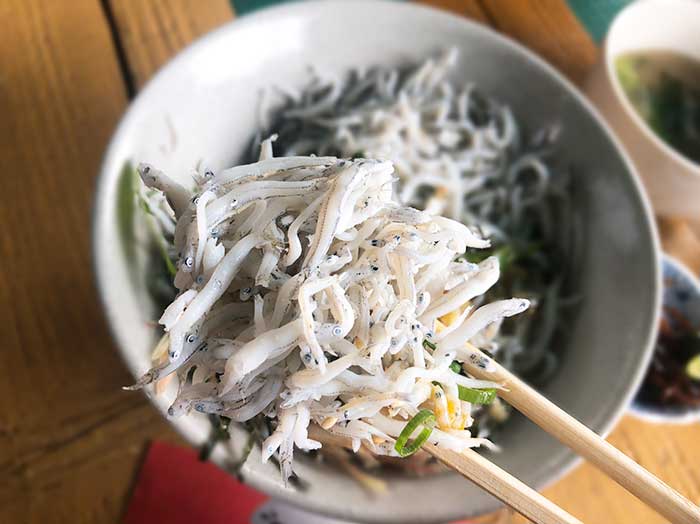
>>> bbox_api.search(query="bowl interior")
[94,2,660,522]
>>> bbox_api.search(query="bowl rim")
[92,0,662,521]
[603,0,700,176]
[630,254,700,424]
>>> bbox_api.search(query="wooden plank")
[536,417,700,523]
[107,0,234,90]
[417,0,490,23]
[0,2,234,523]
[478,0,598,85]
[474,418,700,524]
[418,0,597,85]
[658,217,700,274]
[0,1,183,523]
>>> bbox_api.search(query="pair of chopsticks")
[428,343,700,524]
[311,343,700,524]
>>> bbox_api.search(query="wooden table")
[1,1,698,523]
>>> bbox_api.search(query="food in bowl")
[123,50,579,481]
[639,305,700,407]
[634,256,700,420]
[615,50,700,165]
[94,3,661,519]
[256,50,579,433]
[126,148,530,483]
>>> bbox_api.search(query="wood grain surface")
[477,0,598,85]
[2,1,699,523]
[418,0,490,23]
[0,1,197,523]
[106,0,234,90]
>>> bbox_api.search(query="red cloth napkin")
[125,441,476,524]
[124,441,267,524]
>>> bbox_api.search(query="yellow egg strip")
[431,384,452,429]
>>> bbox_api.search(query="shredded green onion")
[156,234,177,277]
[422,338,436,351]
[199,415,232,461]
[394,409,436,457]
[449,360,496,404]
[457,386,497,404]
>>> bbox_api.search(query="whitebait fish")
[257,49,579,437]
[129,146,527,483]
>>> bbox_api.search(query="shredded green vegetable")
[116,162,138,262]
[199,415,232,461]
[422,338,437,351]
[138,194,177,277]
[449,361,462,374]
[394,409,436,457]
[152,227,177,277]
[465,244,518,274]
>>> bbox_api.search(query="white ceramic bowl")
[631,254,700,424]
[93,1,661,522]
[584,0,700,220]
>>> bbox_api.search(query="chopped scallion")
[457,386,497,404]
[394,409,435,457]
[156,234,177,277]
[687,354,700,381]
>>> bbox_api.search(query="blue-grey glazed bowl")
[93,1,661,521]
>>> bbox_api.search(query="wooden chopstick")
[425,445,582,524]
[460,343,700,524]
[308,424,582,524]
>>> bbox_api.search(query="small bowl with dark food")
[632,254,700,423]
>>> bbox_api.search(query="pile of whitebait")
[259,49,578,388]
[128,143,529,483]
